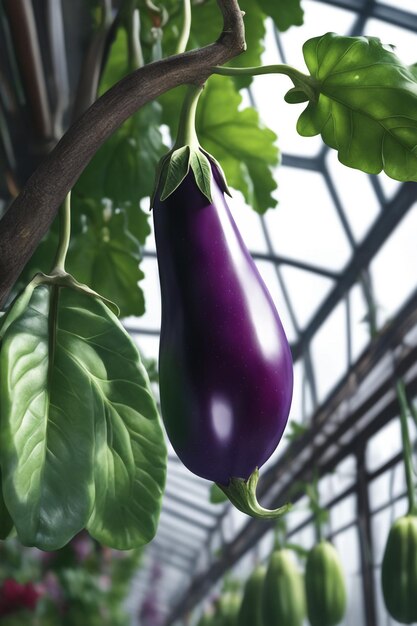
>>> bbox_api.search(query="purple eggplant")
[153,163,293,490]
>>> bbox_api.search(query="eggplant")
[153,164,293,489]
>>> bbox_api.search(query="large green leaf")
[297,32,417,181]
[0,283,166,550]
[256,0,304,32]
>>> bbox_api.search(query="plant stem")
[127,7,145,70]
[173,84,203,149]
[176,0,192,55]
[397,380,417,516]
[213,64,317,100]
[52,192,71,273]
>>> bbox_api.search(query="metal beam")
[316,0,417,31]
[163,490,222,519]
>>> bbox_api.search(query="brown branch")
[0,0,245,308]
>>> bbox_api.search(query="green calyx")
[217,468,292,520]
[150,84,231,208]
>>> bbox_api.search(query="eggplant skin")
[238,565,266,626]
[305,541,346,626]
[153,168,293,485]
[381,515,417,624]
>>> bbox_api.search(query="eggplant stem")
[173,84,203,150]
[51,192,71,273]
[175,0,192,55]
[396,381,417,516]
[212,64,318,102]
[217,468,292,520]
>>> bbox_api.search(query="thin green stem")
[52,192,71,273]
[397,380,417,516]
[173,84,204,149]
[127,8,145,70]
[175,0,192,55]
[213,64,317,101]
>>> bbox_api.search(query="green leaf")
[285,87,310,104]
[76,102,167,204]
[160,146,191,200]
[256,0,304,32]
[189,149,213,202]
[67,210,148,318]
[297,32,417,182]
[197,75,279,213]
[0,283,166,549]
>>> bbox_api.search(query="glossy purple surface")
[153,169,293,485]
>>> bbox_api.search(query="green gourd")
[262,549,305,626]
[196,613,213,626]
[305,541,346,626]
[381,515,417,624]
[216,590,241,626]
[238,565,266,626]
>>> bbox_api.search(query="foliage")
[0,281,166,550]
[296,32,417,181]
[21,103,166,318]
[0,533,142,626]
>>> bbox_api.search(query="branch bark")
[0,0,245,308]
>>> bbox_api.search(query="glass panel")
[330,494,357,534]
[252,71,322,157]
[366,418,402,473]
[265,167,352,270]
[364,18,417,64]
[371,203,417,323]
[311,301,347,401]
[280,0,358,70]
[326,151,380,243]
[333,526,364,626]
[280,265,334,329]
[133,335,160,362]
[255,259,298,342]
[230,193,269,253]
[369,464,405,513]
[350,283,373,362]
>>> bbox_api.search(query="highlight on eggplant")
[151,84,293,520]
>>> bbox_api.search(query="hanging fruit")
[152,84,293,519]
